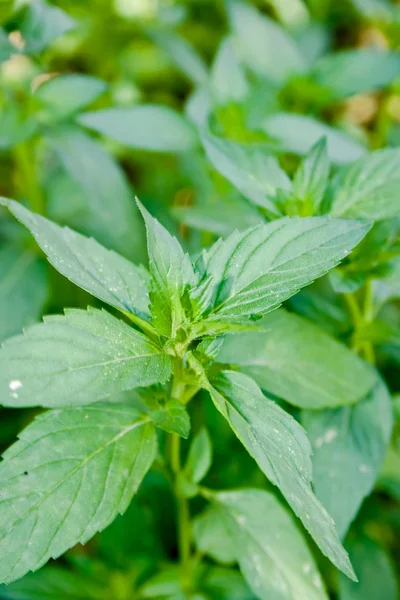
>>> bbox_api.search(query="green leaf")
[210,37,249,105]
[211,489,328,600]
[1,198,150,318]
[148,28,209,87]
[35,74,107,119]
[45,127,145,261]
[227,0,306,82]
[202,132,290,215]
[150,399,190,438]
[0,404,156,584]
[0,566,106,599]
[302,379,393,538]
[193,504,236,565]
[138,201,196,337]
[0,308,172,408]
[0,246,48,342]
[18,0,76,54]
[0,106,37,150]
[209,371,355,579]
[217,309,376,409]
[339,536,399,600]
[263,113,366,165]
[79,106,198,153]
[292,138,330,213]
[203,566,254,600]
[330,148,400,220]
[184,428,212,483]
[193,216,370,327]
[312,49,400,99]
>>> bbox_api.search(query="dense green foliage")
[0,0,399,599]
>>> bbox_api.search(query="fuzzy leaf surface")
[0,308,171,408]
[210,371,355,580]
[0,404,156,584]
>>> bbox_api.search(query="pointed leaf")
[302,379,393,537]
[211,37,249,105]
[0,308,172,408]
[227,0,306,82]
[150,399,190,438]
[263,113,365,165]
[1,199,150,318]
[292,138,330,213]
[212,489,328,600]
[18,0,76,54]
[184,428,212,483]
[138,201,196,336]
[0,404,156,584]
[45,127,145,261]
[202,132,290,214]
[209,371,355,579]
[331,148,400,220]
[312,49,400,99]
[217,309,376,409]
[79,106,198,153]
[193,504,236,565]
[35,74,107,119]
[195,217,370,325]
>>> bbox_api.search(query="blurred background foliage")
[0,0,399,598]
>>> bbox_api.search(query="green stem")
[14,140,45,215]
[170,433,191,582]
[344,283,375,364]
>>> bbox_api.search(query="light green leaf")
[211,489,328,600]
[263,113,366,165]
[202,132,290,215]
[0,106,37,150]
[0,308,172,408]
[150,399,190,438]
[203,566,254,600]
[210,37,249,105]
[1,198,150,318]
[302,379,393,538]
[312,49,400,99]
[138,201,196,337]
[330,148,400,220]
[209,371,355,579]
[217,309,376,409]
[194,217,370,327]
[45,127,145,261]
[184,428,212,483]
[227,0,306,82]
[35,74,107,119]
[18,0,76,54]
[339,536,399,600]
[193,504,236,565]
[148,28,209,86]
[0,404,156,584]
[0,246,48,342]
[292,138,330,213]
[79,105,198,153]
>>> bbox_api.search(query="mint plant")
[0,194,373,594]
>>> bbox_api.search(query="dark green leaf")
[302,379,393,537]
[184,428,212,483]
[217,309,376,409]
[150,399,190,438]
[193,504,236,565]
[1,198,149,318]
[0,404,156,584]
[194,217,370,327]
[211,489,329,600]
[331,148,400,220]
[210,371,355,579]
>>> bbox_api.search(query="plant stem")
[170,433,191,581]
[344,283,375,364]
[13,140,45,215]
